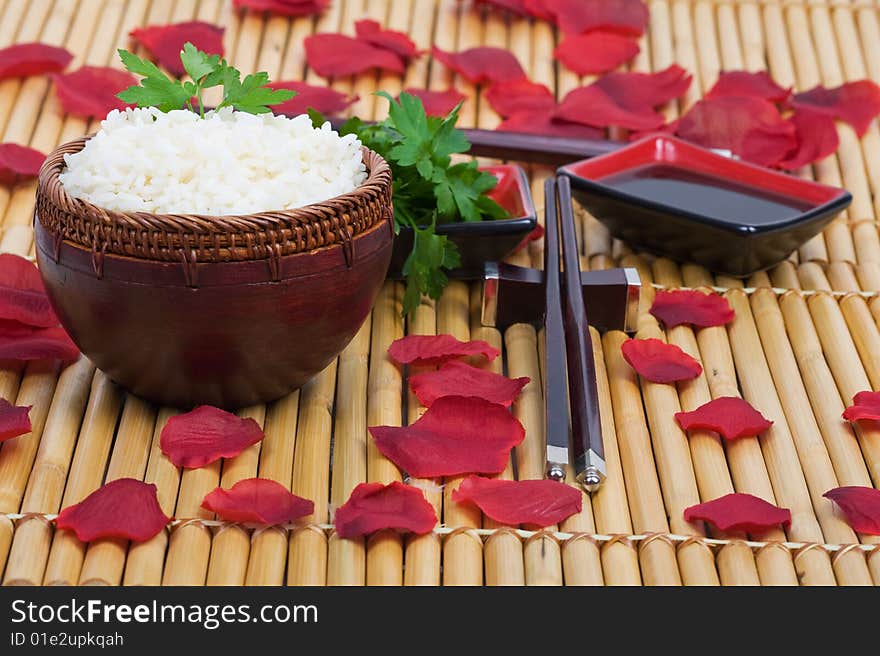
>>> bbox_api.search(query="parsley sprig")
[116,43,294,115]
[330,92,507,314]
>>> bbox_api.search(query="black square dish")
[557,136,852,277]
[387,164,537,279]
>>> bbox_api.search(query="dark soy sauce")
[601,164,813,224]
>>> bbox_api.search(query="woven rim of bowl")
[35,137,393,264]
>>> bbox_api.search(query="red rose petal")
[354,19,419,61]
[267,80,356,116]
[388,334,500,367]
[369,395,525,477]
[0,322,79,361]
[523,0,554,20]
[591,65,693,110]
[408,360,529,408]
[541,0,649,36]
[842,390,880,423]
[823,486,880,536]
[130,22,224,78]
[160,405,265,469]
[620,337,702,383]
[0,398,31,442]
[556,85,666,131]
[476,0,530,15]
[304,33,405,78]
[777,108,840,170]
[675,396,773,440]
[791,80,880,137]
[452,476,582,527]
[0,143,45,187]
[233,0,329,16]
[0,253,58,327]
[649,289,734,329]
[705,70,791,103]
[675,96,798,167]
[201,478,314,525]
[55,478,169,542]
[334,481,437,538]
[684,493,791,535]
[484,78,555,118]
[497,111,605,139]
[0,42,72,80]
[52,66,136,118]
[431,46,526,85]
[401,88,466,117]
[554,31,640,76]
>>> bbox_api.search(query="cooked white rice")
[59,107,367,216]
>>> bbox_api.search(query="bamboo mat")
[1,0,880,586]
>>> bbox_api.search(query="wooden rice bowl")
[34,138,393,409]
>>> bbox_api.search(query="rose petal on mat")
[354,19,420,60]
[304,34,405,78]
[684,493,791,535]
[431,46,526,85]
[554,31,640,76]
[52,66,136,118]
[55,478,169,542]
[498,110,605,139]
[0,253,58,327]
[388,334,500,366]
[791,80,880,137]
[0,143,45,187]
[591,65,692,110]
[523,0,554,20]
[408,360,530,408]
[452,476,582,527]
[556,85,666,131]
[675,96,797,167]
[0,42,72,80]
[649,289,734,329]
[0,398,31,442]
[0,323,79,361]
[369,395,525,477]
[777,109,840,170]
[823,486,880,536]
[705,70,791,104]
[268,80,357,116]
[202,478,314,525]
[511,223,545,254]
[160,405,265,469]
[233,0,329,16]
[334,481,437,538]
[620,337,702,383]
[541,0,650,36]
[401,88,466,116]
[842,390,880,423]
[476,0,530,15]
[484,78,555,117]
[130,21,224,77]
[675,396,773,441]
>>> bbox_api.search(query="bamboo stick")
[2,357,94,586]
[365,282,404,585]
[123,408,180,586]
[43,372,124,585]
[752,290,872,584]
[725,289,837,584]
[79,396,156,586]
[602,330,681,585]
[653,260,760,585]
[798,262,832,291]
[807,293,880,485]
[327,319,371,586]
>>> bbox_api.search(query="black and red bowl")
[558,135,851,277]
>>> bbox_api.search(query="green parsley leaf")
[401,223,461,315]
[116,49,193,112]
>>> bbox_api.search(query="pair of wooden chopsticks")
[543,176,606,491]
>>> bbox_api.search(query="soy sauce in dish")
[600,164,813,224]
